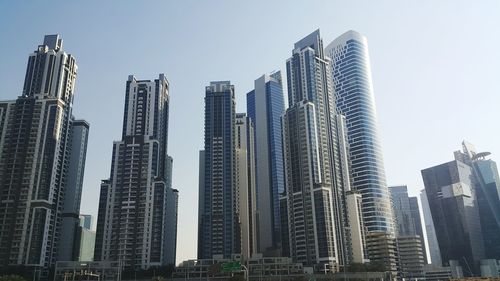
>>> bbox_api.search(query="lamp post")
[240,265,248,281]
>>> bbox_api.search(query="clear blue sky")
[1,0,499,264]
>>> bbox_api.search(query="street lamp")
[240,265,248,281]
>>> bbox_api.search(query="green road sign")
[221,261,241,272]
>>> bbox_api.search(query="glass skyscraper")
[455,142,500,260]
[326,30,394,234]
[389,186,416,236]
[474,159,500,259]
[422,154,485,275]
[246,71,285,256]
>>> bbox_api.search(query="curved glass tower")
[326,30,394,234]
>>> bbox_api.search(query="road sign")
[221,261,241,272]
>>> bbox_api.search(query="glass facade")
[473,159,500,259]
[326,31,394,234]
[389,186,416,236]
[421,160,485,275]
[246,72,285,255]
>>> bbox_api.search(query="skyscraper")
[422,156,485,275]
[235,113,257,260]
[455,142,500,260]
[94,74,175,269]
[0,35,88,274]
[198,81,237,259]
[389,186,416,236]
[164,187,178,265]
[282,29,354,270]
[389,185,426,279]
[163,155,178,266]
[420,190,442,265]
[326,30,394,235]
[246,71,285,256]
[389,186,425,243]
[58,120,90,261]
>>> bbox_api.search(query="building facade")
[94,74,175,269]
[58,120,90,262]
[365,232,398,274]
[325,31,394,235]
[75,227,96,261]
[420,190,442,265]
[422,155,485,275]
[198,81,237,259]
[246,71,285,256]
[455,142,500,260]
[345,191,368,263]
[163,187,178,265]
[389,186,417,237]
[0,35,88,274]
[389,185,427,264]
[163,154,178,265]
[389,185,426,279]
[281,30,355,270]
[235,113,257,260]
[79,215,93,230]
[396,235,425,280]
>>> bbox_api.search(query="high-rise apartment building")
[246,71,285,256]
[326,30,394,235]
[422,152,485,275]
[0,35,88,274]
[235,113,257,260]
[281,30,356,270]
[198,81,237,259]
[94,74,176,269]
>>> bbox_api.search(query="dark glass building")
[421,157,485,275]
[455,142,500,260]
